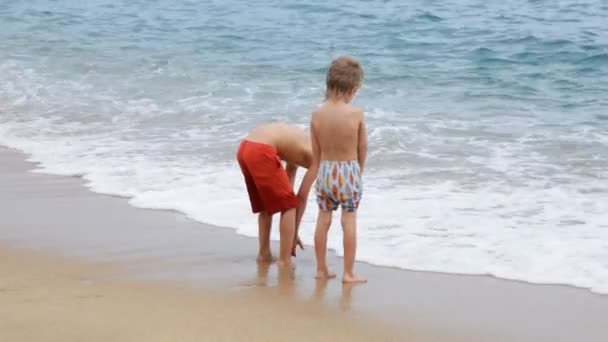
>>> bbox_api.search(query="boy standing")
[237,122,313,267]
[297,56,368,283]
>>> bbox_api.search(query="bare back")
[312,102,364,161]
[245,122,312,169]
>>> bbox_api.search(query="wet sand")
[1,146,608,341]
[0,245,414,342]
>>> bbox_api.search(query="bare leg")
[278,208,296,267]
[256,212,275,263]
[314,210,336,279]
[341,211,366,283]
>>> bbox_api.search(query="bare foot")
[315,269,337,279]
[342,274,367,284]
[256,254,277,263]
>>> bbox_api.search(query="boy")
[297,56,368,283]
[236,122,314,267]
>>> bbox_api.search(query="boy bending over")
[297,56,368,283]
[237,122,313,267]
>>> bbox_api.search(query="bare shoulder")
[310,109,322,127]
[346,105,365,122]
[311,107,323,118]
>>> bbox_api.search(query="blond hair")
[325,56,364,100]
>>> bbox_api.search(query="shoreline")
[10,145,607,296]
[2,145,608,341]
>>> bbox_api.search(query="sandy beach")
[1,146,608,342]
[0,245,408,342]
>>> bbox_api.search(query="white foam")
[4,119,608,295]
[1,60,608,296]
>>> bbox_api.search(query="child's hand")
[291,236,304,257]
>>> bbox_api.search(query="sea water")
[1,0,607,293]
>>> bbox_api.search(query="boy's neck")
[326,95,351,105]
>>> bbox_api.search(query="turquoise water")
[1,0,607,293]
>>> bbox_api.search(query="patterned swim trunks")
[315,160,362,212]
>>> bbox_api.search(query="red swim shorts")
[236,140,299,215]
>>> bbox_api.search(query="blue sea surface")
[1,0,607,293]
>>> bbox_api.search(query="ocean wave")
[1,0,608,295]
[578,53,608,66]
[416,12,443,22]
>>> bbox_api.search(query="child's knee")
[318,211,332,226]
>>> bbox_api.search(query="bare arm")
[357,110,368,173]
[286,162,297,186]
[295,118,320,230]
